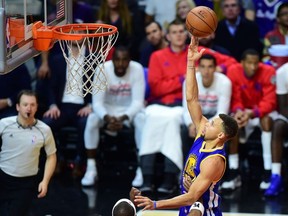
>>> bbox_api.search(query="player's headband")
[111,198,136,216]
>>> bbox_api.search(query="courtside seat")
[55,125,138,179]
[96,127,137,169]
[55,126,79,162]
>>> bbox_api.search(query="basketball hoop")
[32,22,118,97]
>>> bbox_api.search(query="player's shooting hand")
[188,36,205,63]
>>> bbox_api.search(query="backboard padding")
[0,0,72,74]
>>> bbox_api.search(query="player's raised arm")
[185,36,206,130]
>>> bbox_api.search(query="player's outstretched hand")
[188,36,205,64]
[134,195,155,211]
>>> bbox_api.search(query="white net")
[57,25,118,97]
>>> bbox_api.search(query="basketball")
[185,6,218,38]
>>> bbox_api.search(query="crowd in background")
[1,0,288,207]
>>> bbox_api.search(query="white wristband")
[189,201,204,216]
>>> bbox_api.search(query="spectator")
[197,43,238,74]
[0,90,56,216]
[175,0,196,24]
[175,0,196,45]
[37,0,95,80]
[0,64,32,119]
[264,62,288,197]
[145,0,178,31]
[199,33,231,56]
[214,0,263,61]
[139,20,188,196]
[81,46,145,186]
[35,1,96,115]
[182,54,232,158]
[223,49,277,191]
[41,39,93,178]
[247,0,288,39]
[263,2,288,69]
[97,0,143,60]
[194,0,255,21]
[240,0,255,21]
[139,21,168,68]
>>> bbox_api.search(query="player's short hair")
[240,49,260,61]
[199,54,217,66]
[219,114,238,140]
[112,198,136,216]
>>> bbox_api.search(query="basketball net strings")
[58,26,118,97]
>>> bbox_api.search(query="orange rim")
[33,22,118,51]
[53,23,118,40]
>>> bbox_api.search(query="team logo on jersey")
[31,135,36,144]
[183,154,197,182]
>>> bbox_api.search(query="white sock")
[271,163,281,176]
[229,154,239,169]
[261,131,272,170]
[87,159,96,171]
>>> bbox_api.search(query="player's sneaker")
[259,170,271,190]
[132,167,143,187]
[264,174,283,197]
[157,185,177,194]
[221,169,241,190]
[139,184,153,196]
[81,168,98,186]
[157,184,177,199]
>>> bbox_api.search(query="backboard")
[0,0,72,74]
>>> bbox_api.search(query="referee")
[0,90,57,216]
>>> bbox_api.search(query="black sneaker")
[221,169,241,191]
[157,185,176,194]
[139,184,153,196]
[140,185,153,193]
[157,184,177,199]
[260,170,271,190]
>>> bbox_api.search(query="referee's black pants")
[0,169,37,216]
